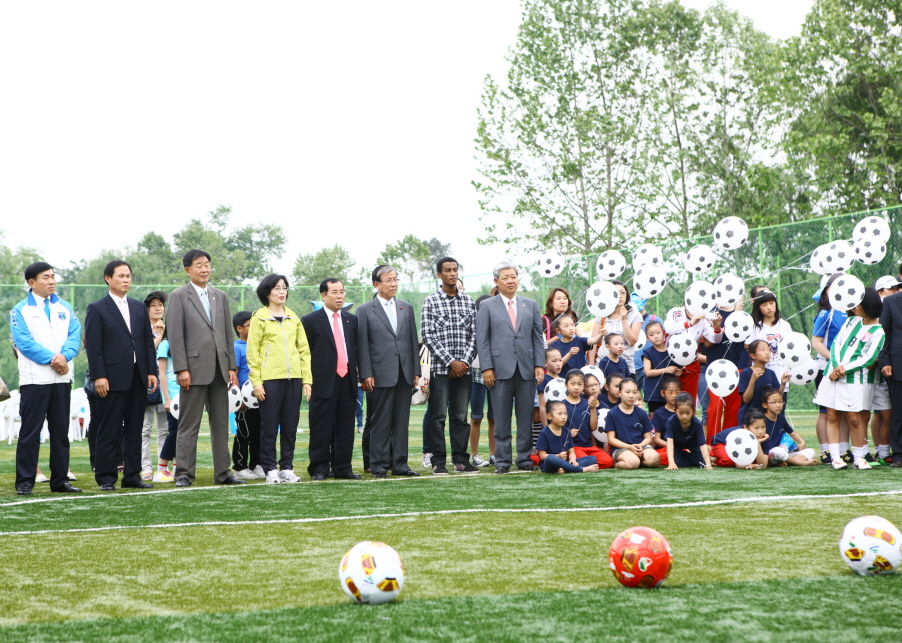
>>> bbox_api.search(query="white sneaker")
[472,454,491,468]
[422,452,433,468]
[234,468,258,480]
[853,457,872,470]
[279,469,301,483]
[35,473,49,483]
[832,459,849,470]
[153,469,174,483]
[252,465,265,478]
[266,470,281,484]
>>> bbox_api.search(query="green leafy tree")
[0,235,45,388]
[376,235,454,282]
[292,244,357,286]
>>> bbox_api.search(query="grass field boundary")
[3,489,901,538]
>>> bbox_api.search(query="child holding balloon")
[748,289,793,386]
[709,410,770,469]
[598,333,630,380]
[641,320,681,414]
[598,372,624,409]
[759,386,818,466]
[664,304,723,401]
[551,315,607,372]
[562,370,613,468]
[651,375,682,466]
[664,392,712,470]
[738,339,789,423]
[605,378,660,469]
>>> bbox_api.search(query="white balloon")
[684,244,715,275]
[544,378,568,402]
[714,273,745,307]
[819,241,855,274]
[684,280,717,317]
[585,280,621,318]
[593,408,611,443]
[705,359,740,398]
[724,311,754,343]
[852,216,891,242]
[633,265,668,299]
[789,358,819,385]
[830,274,866,311]
[596,250,626,281]
[778,332,812,369]
[537,250,565,278]
[228,384,243,413]
[667,334,698,367]
[712,216,749,250]
[810,244,829,275]
[633,328,648,353]
[854,237,887,265]
[170,393,181,420]
[725,428,759,467]
[241,380,259,409]
[581,364,603,380]
[632,244,663,269]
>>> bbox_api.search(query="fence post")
[240,287,245,312]
[757,230,764,279]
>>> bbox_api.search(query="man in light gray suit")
[166,249,245,487]
[357,265,421,478]
[475,261,545,474]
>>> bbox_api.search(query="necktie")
[333,312,348,378]
[118,298,131,332]
[43,298,51,321]
[386,300,397,334]
[200,290,212,322]
[508,299,517,330]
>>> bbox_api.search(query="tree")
[292,244,356,286]
[0,234,45,388]
[375,235,454,282]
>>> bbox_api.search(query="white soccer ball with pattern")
[854,238,887,266]
[705,359,740,398]
[684,245,715,275]
[778,332,812,368]
[339,541,405,604]
[724,311,754,343]
[593,408,611,444]
[684,281,717,317]
[170,393,181,420]
[241,380,259,409]
[852,216,891,243]
[667,334,698,367]
[586,280,621,318]
[789,358,819,385]
[839,515,902,576]
[633,265,668,299]
[632,244,663,269]
[544,378,568,401]
[819,241,855,274]
[830,274,866,311]
[726,428,759,467]
[712,216,749,250]
[537,250,565,278]
[714,273,745,307]
[596,250,626,281]
[810,244,829,275]
[228,384,243,413]
[581,364,603,380]
[633,329,647,353]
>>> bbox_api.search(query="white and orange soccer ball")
[839,516,902,576]
[339,541,405,604]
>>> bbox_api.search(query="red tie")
[333,312,348,377]
[508,299,517,330]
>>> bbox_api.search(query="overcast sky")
[0,0,813,285]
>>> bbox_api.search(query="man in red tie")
[301,279,362,480]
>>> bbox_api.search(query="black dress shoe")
[16,483,33,496]
[175,476,192,487]
[518,464,535,472]
[121,481,153,489]
[494,466,509,474]
[392,470,420,477]
[373,472,387,478]
[891,459,902,468]
[218,474,247,485]
[51,483,82,493]
[336,473,361,480]
[312,473,327,481]
[99,484,116,491]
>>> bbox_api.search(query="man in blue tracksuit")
[9,262,82,495]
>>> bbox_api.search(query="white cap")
[875,276,902,291]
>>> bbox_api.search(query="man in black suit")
[301,279,361,481]
[879,261,902,468]
[84,260,159,490]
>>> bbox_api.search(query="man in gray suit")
[357,265,421,478]
[475,261,545,474]
[166,249,246,487]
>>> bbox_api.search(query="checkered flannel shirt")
[421,287,477,376]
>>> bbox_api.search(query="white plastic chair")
[69,388,87,441]
[7,389,21,444]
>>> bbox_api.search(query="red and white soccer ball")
[609,526,673,588]
[339,541,405,604]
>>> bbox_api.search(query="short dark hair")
[475,294,491,310]
[182,249,211,268]
[545,399,566,416]
[748,339,768,356]
[619,377,639,391]
[645,320,664,334]
[603,332,623,346]
[24,261,53,283]
[372,264,395,285]
[564,369,584,384]
[760,385,782,405]
[256,274,289,306]
[674,392,695,410]
[103,259,131,280]
[660,374,682,391]
[743,409,766,426]
[435,256,458,275]
[858,287,883,321]
[319,278,342,295]
[233,311,252,336]
[605,373,624,389]
[544,347,561,360]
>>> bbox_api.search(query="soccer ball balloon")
[632,244,663,269]
[810,244,829,275]
[228,384,243,413]
[609,526,673,588]
[667,334,698,367]
[820,241,855,274]
[537,250,565,278]
[724,311,754,343]
[712,216,749,250]
[789,358,819,385]
[544,378,568,401]
[854,237,887,266]
[581,364,603,379]
[726,428,759,467]
[684,245,715,275]
[633,265,668,299]
[830,274,865,311]
[339,541,405,604]
[714,273,745,307]
[705,359,739,398]
[684,280,717,317]
[596,250,626,281]
[633,329,647,353]
[778,332,812,368]
[852,216,891,243]
[170,393,181,420]
[839,515,902,576]
[241,380,259,409]
[593,408,611,444]
[585,280,621,318]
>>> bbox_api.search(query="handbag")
[0,374,10,403]
[411,344,431,405]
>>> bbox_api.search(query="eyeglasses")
[272,286,289,292]
[379,278,400,285]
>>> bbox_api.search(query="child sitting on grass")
[665,392,712,470]
[709,410,769,469]
[760,386,818,466]
[605,378,660,470]
[598,333,630,380]
[536,401,600,474]
[651,375,682,466]
[562,370,613,469]
[550,315,607,372]
[537,347,564,426]
[598,373,624,409]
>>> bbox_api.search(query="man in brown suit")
[166,249,245,486]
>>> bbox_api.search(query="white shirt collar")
[190,282,208,297]
[31,292,47,307]
[108,291,127,305]
[500,293,516,306]
[377,295,395,306]
[323,306,342,317]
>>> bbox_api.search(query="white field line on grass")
[1,489,901,537]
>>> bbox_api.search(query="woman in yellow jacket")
[247,273,313,484]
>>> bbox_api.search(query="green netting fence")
[2,205,900,411]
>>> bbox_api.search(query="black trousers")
[888,380,902,461]
[368,379,413,475]
[307,374,356,477]
[232,407,261,471]
[672,445,706,468]
[94,365,147,486]
[258,379,302,472]
[16,383,71,489]
[362,390,373,470]
[426,373,472,467]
